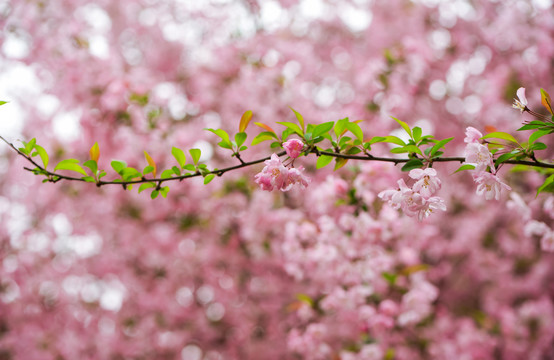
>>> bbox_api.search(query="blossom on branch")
[254,154,310,191]
[473,171,511,200]
[464,142,495,172]
[283,139,304,159]
[512,87,528,112]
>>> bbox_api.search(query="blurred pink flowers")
[473,172,512,200]
[254,153,310,191]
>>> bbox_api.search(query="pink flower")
[512,87,528,112]
[409,168,441,198]
[464,142,494,172]
[472,171,511,200]
[254,154,310,192]
[283,139,304,159]
[417,196,447,220]
[464,127,483,144]
[541,230,554,252]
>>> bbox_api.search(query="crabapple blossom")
[464,126,483,144]
[254,153,310,191]
[512,87,528,112]
[283,139,304,159]
[464,142,495,172]
[409,168,441,198]
[473,171,512,200]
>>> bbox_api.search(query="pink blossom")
[254,154,310,192]
[464,127,483,144]
[417,196,447,220]
[473,171,511,200]
[283,139,304,159]
[409,168,441,198]
[464,142,495,172]
[540,230,554,252]
[512,87,528,112]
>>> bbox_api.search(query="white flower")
[473,171,511,200]
[512,87,528,112]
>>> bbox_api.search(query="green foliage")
[54,159,87,176]
[171,147,187,168]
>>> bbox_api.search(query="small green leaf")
[81,176,96,183]
[412,127,422,142]
[495,152,519,166]
[189,149,201,165]
[172,166,181,176]
[160,169,174,179]
[382,135,406,146]
[54,159,87,176]
[183,164,196,172]
[528,129,550,145]
[316,154,334,169]
[235,132,247,147]
[401,159,424,171]
[111,160,127,174]
[151,190,159,199]
[143,165,155,176]
[482,132,518,144]
[453,164,476,173]
[429,137,454,157]
[382,272,397,285]
[139,182,156,193]
[296,293,314,306]
[518,121,550,131]
[83,160,98,175]
[312,121,334,139]
[160,186,170,198]
[392,117,412,138]
[529,142,547,151]
[34,144,49,169]
[276,121,303,136]
[334,118,349,138]
[24,138,36,155]
[252,131,278,146]
[289,107,305,131]
[171,147,186,168]
[204,174,215,184]
[345,122,364,142]
[334,158,348,171]
[206,128,232,147]
[0,101,8,106]
[537,174,554,197]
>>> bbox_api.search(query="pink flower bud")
[283,139,304,159]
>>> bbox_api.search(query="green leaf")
[537,174,554,197]
[151,190,159,199]
[382,135,406,146]
[392,117,412,138]
[334,118,349,138]
[204,174,215,184]
[296,293,314,306]
[81,176,95,182]
[382,272,397,285]
[289,107,305,131]
[312,121,334,139]
[33,144,49,169]
[160,186,170,198]
[23,138,36,155]
[482,132,519,144]
[138,182,156,193]
[120,167,142,181]
[334,158,348,171]
[529,142,547,151]
[161,169,174,179]
[390,145,422,155]
[252,131,278,146]
[54,159,87,176]
[528,129,550,145]
[453,164,476,173]
[495,152,519,166]
[205,128,232,147]
[172,166,181,176]
[518,121,549,131]
[429,137,454,157]
[367,136,387,145]
[345,122,364,142]
[143,165,155,176]
[276,121,303,136]
[171,147,186,168]
[412,127,422,142]
[316,154,334,169]
[83,160,98,175]
[111,160,127,174]
[183,164,196,172]
[235,132,247,147]
[0,101,7,106]
[189,148,201,165]
[401,159,424,171]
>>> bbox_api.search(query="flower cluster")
[254,140,310,191]
[463,127,511,200]
[378,168,446,220]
